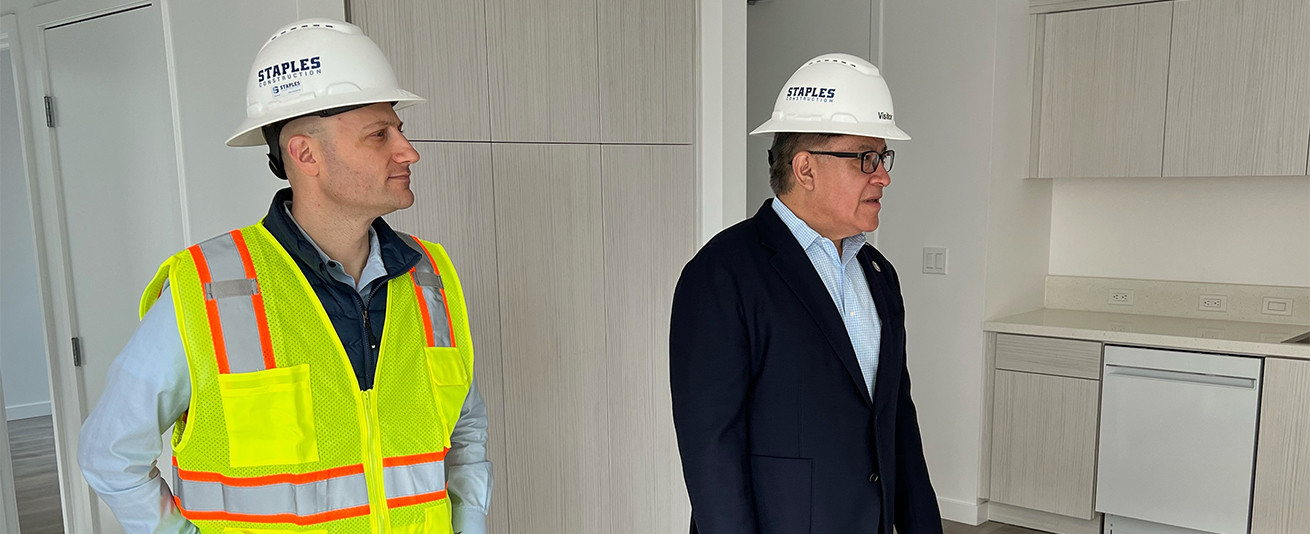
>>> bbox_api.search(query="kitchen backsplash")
[1045,276,1310,326]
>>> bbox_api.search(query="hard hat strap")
[259,103,378,180]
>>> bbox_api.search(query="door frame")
[1,11,50,534]
[0,10,21,508]
[17,2,175,532]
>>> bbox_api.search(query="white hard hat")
[226,18,425,147]
[750,53,910,141]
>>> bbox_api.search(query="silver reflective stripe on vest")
[173,467,370,518]
[383,460,447,499]
[197,232,268,374]
[398,234,453,348]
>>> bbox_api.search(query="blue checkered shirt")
[772,198,881,399]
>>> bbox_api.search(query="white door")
[45,4,184,423]
[44,5,184,532]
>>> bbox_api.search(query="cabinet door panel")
[996,334,1102,379]
[1037,3,1171,178]
[493,144,608,532]
[600,145,694,532]
[1164,0,1310,177]
[1251,358,1310,533]
[487,0,600,142]
[991,370,1100,519]
[598,0,694,143]
[349,0,492,141]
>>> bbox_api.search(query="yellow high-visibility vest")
[141,223,473,533]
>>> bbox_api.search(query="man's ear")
[791,150,818,192]
[285,134,321,178]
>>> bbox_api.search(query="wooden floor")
[8,416,63,534]
[945,519,1047,534]
[0,415,1046,534]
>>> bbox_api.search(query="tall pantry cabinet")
[347,1,697,533]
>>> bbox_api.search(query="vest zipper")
[362,389,387,532]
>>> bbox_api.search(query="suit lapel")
[858,244,900,415]
[756,201,873,408]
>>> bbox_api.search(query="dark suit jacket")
[670,200,942,534]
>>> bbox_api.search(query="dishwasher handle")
[1104,363,1257,390]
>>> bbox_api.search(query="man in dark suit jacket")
[670,53,942,534]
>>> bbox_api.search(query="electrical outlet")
[1108,289,1134,306]
[1199,294,1227,312]
[1262,297,1293,316]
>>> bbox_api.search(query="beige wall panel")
[1251,358,1310,533]
[382,143,509,533]
[349,0,491,141]
[486,0,601,142]
[1165,0,1310,177]
[1037,3,1171,178]
[493,144,608,532]
[601,145,694,532]
[597,0,694,143]
[990,370,1100,519]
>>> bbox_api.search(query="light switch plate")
[922,247,947,275]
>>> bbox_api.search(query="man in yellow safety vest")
[78,18,492,534]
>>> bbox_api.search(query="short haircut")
[768,132,840,196]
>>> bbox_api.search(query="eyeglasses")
[807,149,894,174]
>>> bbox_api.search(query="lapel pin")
[871,261,881,272]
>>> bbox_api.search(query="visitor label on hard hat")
[786,86,837,103]
[258,56,323,89]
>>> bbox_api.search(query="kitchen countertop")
[985,308,1310,360]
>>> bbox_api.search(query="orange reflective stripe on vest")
[400,233,455,348]
[188,230,276,374]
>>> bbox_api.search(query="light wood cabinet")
[990,335,1103,520]
[1163,0,1310,177]
[600,145,695,532]
[486,0,601,142]
[1033,0,1310,178]
[598,0,694,143]
[1251,357,1310,533]
[1035,3,1171,178]
[350,0,492,141]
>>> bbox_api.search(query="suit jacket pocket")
[750,454,811,534]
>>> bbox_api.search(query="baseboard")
[939,497,987,526]
[988,501,1102,534]
[5,401,52,421]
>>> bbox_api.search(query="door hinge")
[71,336,83,367]
[44,96,55,128]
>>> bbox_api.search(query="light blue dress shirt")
[772,198,882,398]
[78,207,492,534]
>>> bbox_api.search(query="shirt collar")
[260,188,421,285]
[771,197,867,262]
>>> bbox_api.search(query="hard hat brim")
[226,88,426,147]
[749,118,911,141]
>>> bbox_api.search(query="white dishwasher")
[1095,345,1262,534]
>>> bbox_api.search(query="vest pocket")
[424,347,471,441]
[217,364,319,468]
[424,496,453,533]
[223,529,326,534]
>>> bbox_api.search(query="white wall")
[1,48,53,421]
[745,0,877,211]
[167,0,344,242]
[1050,176,1310,287]
[879,0,1040,521]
